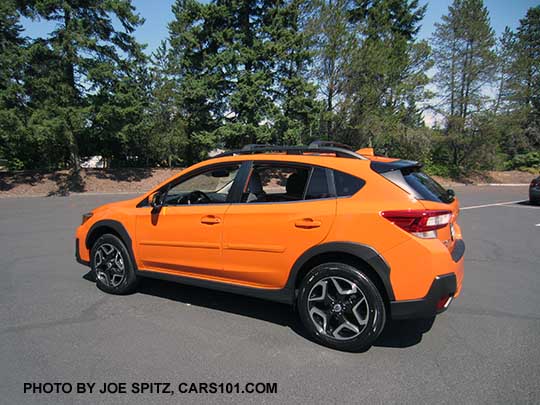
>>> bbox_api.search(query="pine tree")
[269,0,318,145]
[307,0,354,140]
[0,1,27,168]
[432,0,496,131]
[341,0,431,152]
[147,41,188,166]
[19,0,146,169]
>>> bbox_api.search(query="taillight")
[380,209,452,239]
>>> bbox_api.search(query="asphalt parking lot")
[1,186,539,404]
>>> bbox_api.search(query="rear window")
[385,168,454,203]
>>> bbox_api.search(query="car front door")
[135,162,244,278]
[221,162,337,289]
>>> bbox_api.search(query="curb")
[473,183,530,187]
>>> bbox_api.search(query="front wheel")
[90,233,138,295]
[297,262,386,352]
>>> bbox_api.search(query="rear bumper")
[390,238,464,319]
[390,273,457,319]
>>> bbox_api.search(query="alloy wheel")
[94,243,126,288]
[307,276,370,340]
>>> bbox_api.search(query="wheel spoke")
[330,277,357,296]
[309,306,329,334]
[333,320,360,340]
[352,297,369,325]
[308,280,328,302]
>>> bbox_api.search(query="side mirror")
[150,191,164,210]
[446,189,455,200]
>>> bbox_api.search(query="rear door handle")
[201,215,221,225]
[295,218,322,229]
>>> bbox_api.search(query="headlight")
[81,212,93,225]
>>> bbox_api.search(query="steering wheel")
[187,190,212,204]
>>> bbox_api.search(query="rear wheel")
[297,262,386,352]
[90,234,138,295]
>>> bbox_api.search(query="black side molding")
[390,273,457,320]
[137,270,294,304]
[451,239,465,262]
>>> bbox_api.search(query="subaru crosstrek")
[75,142,464,351]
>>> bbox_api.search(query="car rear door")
[221,161,337,289]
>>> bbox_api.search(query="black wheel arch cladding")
[287,241,395,301]
[86,220,138,271]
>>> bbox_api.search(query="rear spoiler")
[356,147,374,156]
[370,160,422,174]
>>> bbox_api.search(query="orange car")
[75,141,464,351]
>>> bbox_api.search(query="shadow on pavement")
[83,271,436,350]
[517,200,539,207]
[375,317,435,348]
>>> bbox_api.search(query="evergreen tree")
[512,6,540,150]
[19,0,146,169]
[147,40,187,166]
[432,0,496,130]
[0,1,27,168]
[307,0,354,140]
[269,0,318,145]
[432,0,497,172]
[341,0,431,153]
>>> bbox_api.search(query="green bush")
[505,152,540,171]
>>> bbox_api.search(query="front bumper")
[75,238,90,266]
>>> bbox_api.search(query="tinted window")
[401,168,453,203]
[244,165,310,203]
[305,168,330,200]
[334,170,365,197]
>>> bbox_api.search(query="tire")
[90,233,139,295]
[297,262,386,352]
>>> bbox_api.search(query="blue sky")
[21,0,540,55]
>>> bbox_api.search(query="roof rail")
[308,140,354,151]
[213,144,368,160]
[241,144,274,151]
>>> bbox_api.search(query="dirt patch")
[0,168,536,197]
[0,168,180,197]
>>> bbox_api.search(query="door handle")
[295,218,322,229]
[201,215,221,225]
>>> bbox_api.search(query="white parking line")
[460,200,527,210]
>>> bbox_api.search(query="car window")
[243,164,310,203]
[305,167,331,199]
[334,170,365,197]
[401,168,454,203]
[165,164,240,205]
